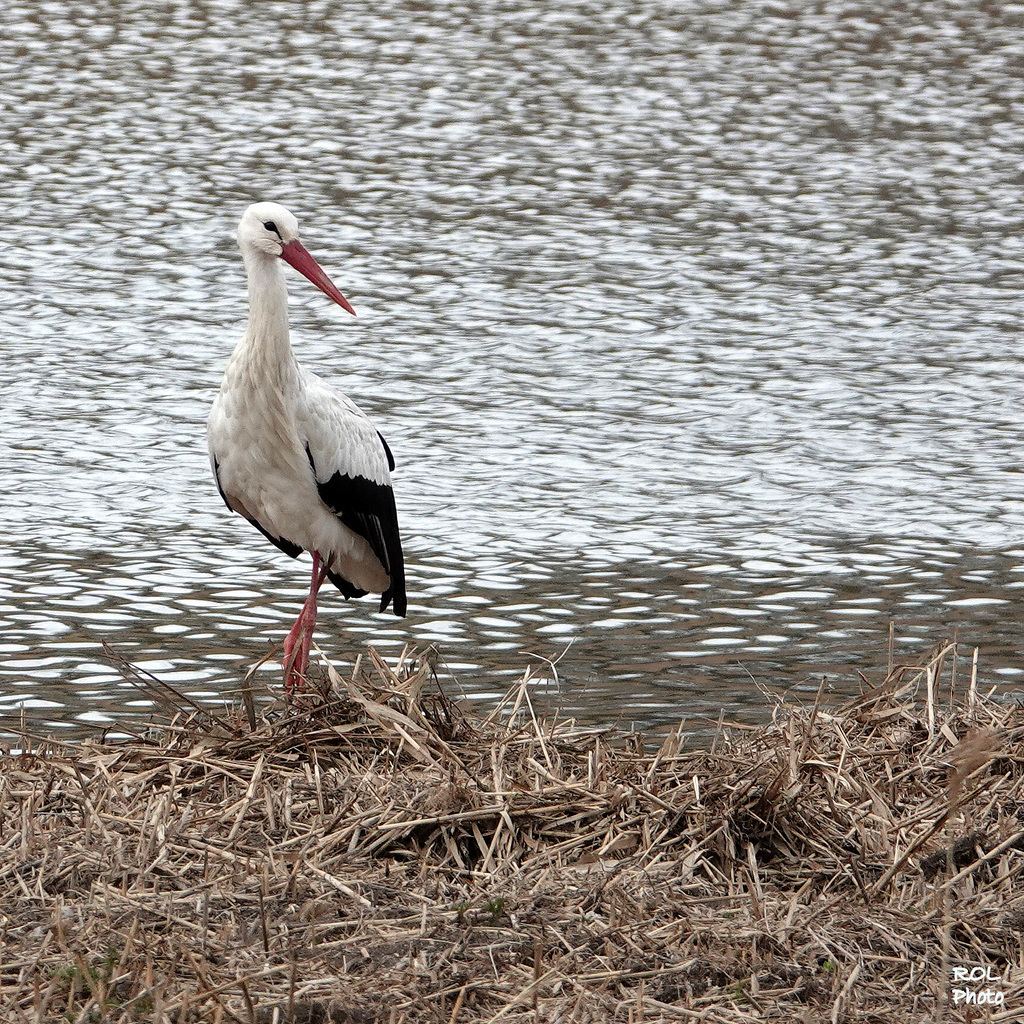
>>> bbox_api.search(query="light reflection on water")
[3,539,1023,738]
[2,0,1024,737]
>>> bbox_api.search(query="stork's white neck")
[242,248,294,368]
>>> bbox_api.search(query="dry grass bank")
[1,641,1023,1022]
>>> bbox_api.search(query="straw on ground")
[1,640,1023,1022]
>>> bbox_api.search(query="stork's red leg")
[283,551,330,694]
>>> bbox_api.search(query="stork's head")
[238,202,355,315]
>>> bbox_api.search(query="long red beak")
[279,239,356,316]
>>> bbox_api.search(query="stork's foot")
[282,645,304,696]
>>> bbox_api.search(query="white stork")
[208,202,406,693]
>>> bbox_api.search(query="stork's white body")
[210,345,390,595]
[208,202,405,688]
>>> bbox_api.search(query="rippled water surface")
[4,0,1024,738]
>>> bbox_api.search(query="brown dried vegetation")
[2,641,1024,1022]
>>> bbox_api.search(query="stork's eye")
[263,220,280,235]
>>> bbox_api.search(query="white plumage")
[208,202,405,690]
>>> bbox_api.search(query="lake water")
[3,0,1024,739]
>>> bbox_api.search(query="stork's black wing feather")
[247,519,303,560]
[315,469,407,616]
[298,378,407,616]
[326,569,369,601]
[377,431,395,472]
